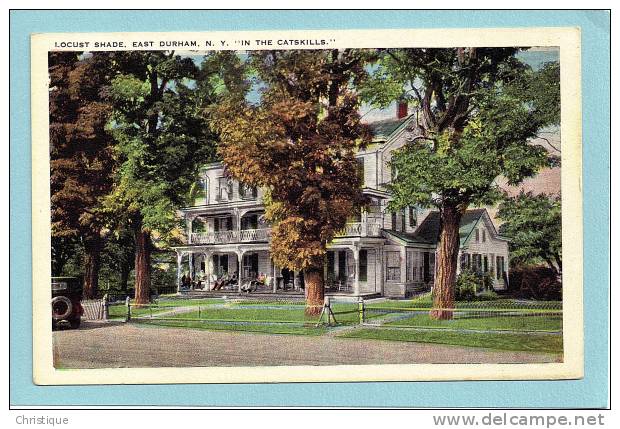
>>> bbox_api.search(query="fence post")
[125,296,131,322]
[102,294,109,320]
[358,297,365,324]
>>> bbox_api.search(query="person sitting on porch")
[212,274,228,290]
[257,272,266,284]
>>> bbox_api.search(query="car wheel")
[51,296,73,321]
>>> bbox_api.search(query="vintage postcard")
[31,27,582,385]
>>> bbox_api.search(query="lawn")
[338,328,563,354]
[107,298,226,319]
[368,293,562,310]
[379,312,563,332]
[111,296,563,353]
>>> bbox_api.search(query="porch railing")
[239,228,271,242]
[190,228,271,244]
[335,221,383,237]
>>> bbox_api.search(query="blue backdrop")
[9,10,610,408]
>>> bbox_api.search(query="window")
[408,207,417,228]
[424,252,434,283]
[472,253,482,274]
[194,177,207,204]
[475,229,480,242]
[217,177,233,201]
[386,251,401,281]
[406,250,415,282]
[496,256,505,280]
[483,255,488,273]
[213,254,228,276]
[359,250,367,282]
[338,251,347,281]
[482,230,486,242]
[214,216,233,232]
[356,158,365,185]
[240,214,258,230]
[239,183,258,200]
[242,253,259,279]
[391,212,397,230]
[401,209,406,231]
[460,253,470,270]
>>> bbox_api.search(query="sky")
[186,47,560,123]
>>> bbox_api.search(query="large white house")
[172,109,509,298]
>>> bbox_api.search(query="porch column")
[204,251,212,290]
[377,247,384,295]
[353,246,360,296]
[176,251,183,293]
[234,208,241,241]
[236,249,244,293]
[361,210,368,237]
[188,252,194,281]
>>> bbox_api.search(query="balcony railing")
[239,228,271,242]
[190,228,271,244]
[335,221,383,238]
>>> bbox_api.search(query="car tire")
[51,296,73,321]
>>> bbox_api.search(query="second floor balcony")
[335,221,383,238]
[187,220,383,246]
[190,228,272,245]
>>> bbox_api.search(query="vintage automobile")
[51,277,83,329]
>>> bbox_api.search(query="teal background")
[9,10,610,408]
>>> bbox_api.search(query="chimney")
[397,100,408,119]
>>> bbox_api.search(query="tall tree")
[106,51,217,304]
[497,192,562,274]
[49,52,116,298]
[363,49,560,319]
[212,50,372,315]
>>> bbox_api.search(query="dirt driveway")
[53,321,561,368]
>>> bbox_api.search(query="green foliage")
[105,52,218,240]
[497,192,562,272]
[455,269,498,301]
[455,269,479,301]
[212,50,373,271]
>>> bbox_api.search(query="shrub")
[508,265,562,300]
[456,270,479,301]
[476,289,499,301]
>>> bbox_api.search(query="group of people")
[181,271,272,292]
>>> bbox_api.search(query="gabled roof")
[383,208,489,248]
[368,116,412,141]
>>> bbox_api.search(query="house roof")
[383,208,488,247]
[369,116,411,141]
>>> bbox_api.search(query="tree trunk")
[133,226,152,306]
[430,205,463,320]
[304,267,324,317]
[82,237,102,299]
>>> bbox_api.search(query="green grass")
[111,296,563,353]
[108,298,225,319]
[369,294,562,310]
[339,328,563,354]
[380,313,563,332]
